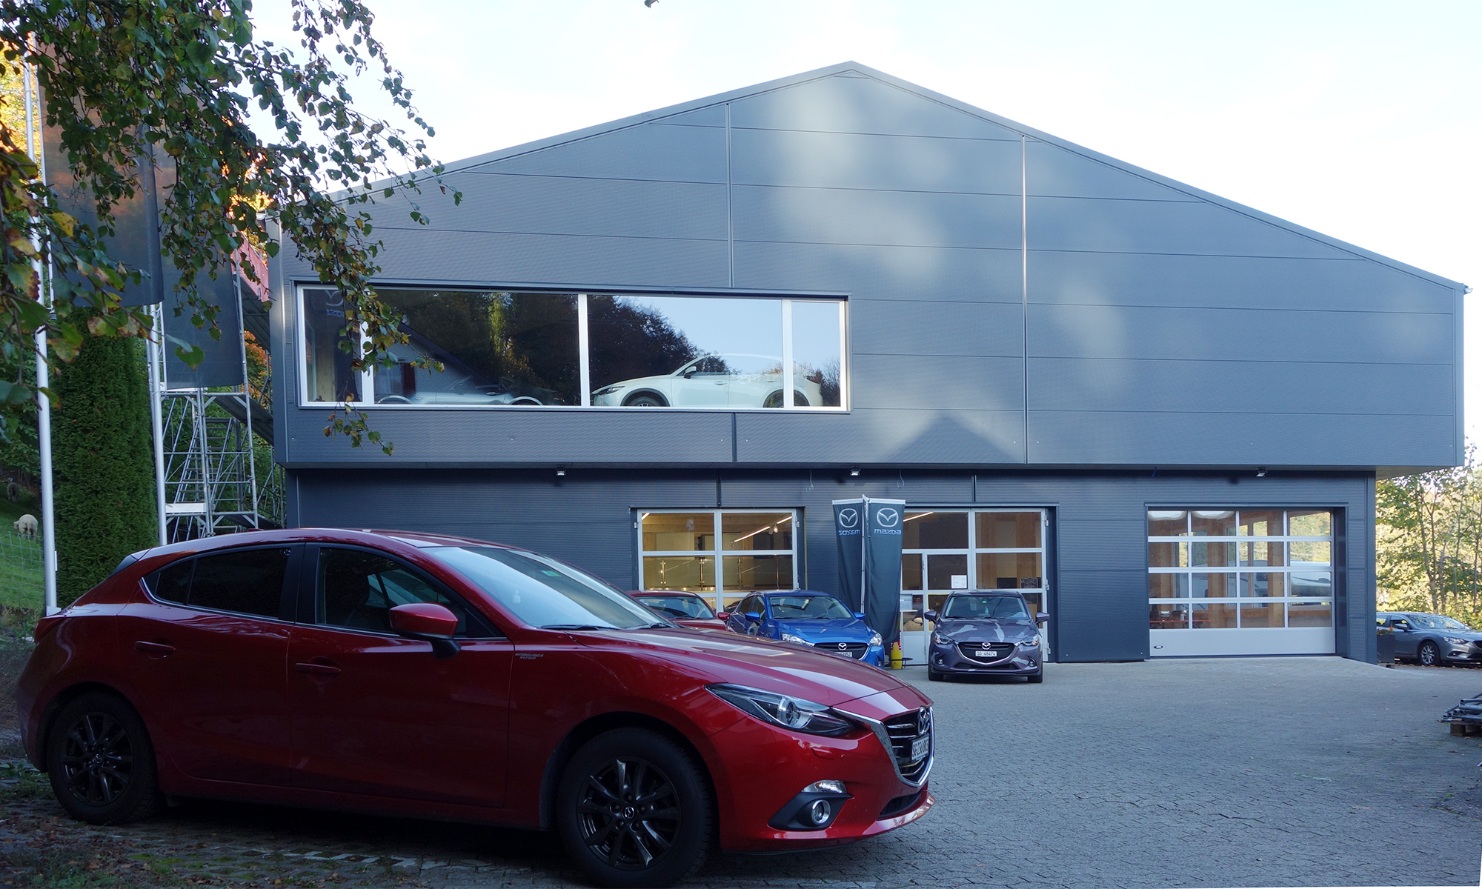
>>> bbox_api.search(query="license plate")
[975,649,998,660]
[911,735,930,761]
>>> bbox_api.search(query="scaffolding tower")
[149,280,281,543]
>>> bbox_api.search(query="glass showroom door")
[901,509,1050,665]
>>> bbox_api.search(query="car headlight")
[868,631,882,647]
[709,684,856,737]
[592,385,623,397]
[932,632,950,646]
[781,632,808,645]
[1023,634,1042,648]
[1442,636,1468,645]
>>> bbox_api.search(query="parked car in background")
[924,590,1047,683]
[628,590,728,629]
[1377,611,1482,666]
[17,529,934,888]
[726,590,885,667]
[591,353,824,408]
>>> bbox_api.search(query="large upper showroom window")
[298,287,846,410]
[1147,509,1334,631]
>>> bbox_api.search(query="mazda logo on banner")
[833,496,907,648]
[876,508,900,528]
[838,508,860,530]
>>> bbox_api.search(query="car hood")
[772,618,877,643]
[570,626,923,711]
[934,618,1039,643]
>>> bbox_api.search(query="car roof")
[128,527,515,563]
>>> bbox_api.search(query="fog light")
[806,798,833,826]
[768,780,853,831]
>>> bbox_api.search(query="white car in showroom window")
[592,354,824,408]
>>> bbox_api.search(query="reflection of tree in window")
[587,295,698,386]
[377,290,579,405]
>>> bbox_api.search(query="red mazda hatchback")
[16,529,933,887]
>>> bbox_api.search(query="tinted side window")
[318,547,496,638]
[148,548,290,618]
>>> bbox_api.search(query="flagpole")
[23,47,57,615]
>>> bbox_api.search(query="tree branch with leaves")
[2,0,458,452]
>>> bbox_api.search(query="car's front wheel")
[1418,640,1441,666]
[45,692,163,825]
[623,392,668,407]
[556,728,712,888]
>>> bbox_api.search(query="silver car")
[1377,611,1482,666]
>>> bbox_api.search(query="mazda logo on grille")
[837,642,848,650]
[917,709,932,737]
[981,642,992,649]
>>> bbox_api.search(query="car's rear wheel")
[45,692,163,825]
[1418,640,1441,666]
[556,728,712,888]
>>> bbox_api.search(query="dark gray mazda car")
[924,591,1047,683]
[1377,611,1482,666]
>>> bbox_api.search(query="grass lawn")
[0,493,45,628]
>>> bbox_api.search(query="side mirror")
[389,602,461,659]
[923,609,939,623]
[743,611,762,622]
[715,610,729,621]
[1036,612,1050,624]
[854,611,866,620]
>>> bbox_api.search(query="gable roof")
[438,61,1464,292]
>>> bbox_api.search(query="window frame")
[296,285,849,411]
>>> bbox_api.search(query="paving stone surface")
[3,657,1480,888]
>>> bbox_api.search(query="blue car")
[727,590,885,667]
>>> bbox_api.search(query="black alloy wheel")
[45,692,163,824]
[1418,640,1441,667]
[557,728,711,888]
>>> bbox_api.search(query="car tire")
[927,668,942,681]
[623,392,668,407]
[1027,670,1044,684]
[1418,640,1441,667]
[45,692,163,825]
[556,728,712,888]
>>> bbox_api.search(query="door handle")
[134,640,175,656]
[294,660,342,676]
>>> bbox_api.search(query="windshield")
[768,593,852,620]
[943,595,1029,621]
[636,594,717,620]
[1438,615,1474,632]
[431,546,662,629]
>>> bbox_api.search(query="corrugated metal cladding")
[287,467,1373,664]
[270,62,1462,663]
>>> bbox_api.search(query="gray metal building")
[268,63,1467,664]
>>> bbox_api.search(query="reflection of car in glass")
[17,529,934,888]
[378,380,542,406]
[726,591,885,667]
[924,591,1047,683]
[1377,611,1482,666]
[592,354,824,408]
[374,329,549,406]
[628,590,729,629]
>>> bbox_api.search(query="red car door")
[119,545,296,785]
[286,546,513,809]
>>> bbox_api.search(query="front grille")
[957,642,1013,662]
[815,641,868,659]
[879,788,927,820]
[882,707,933,785]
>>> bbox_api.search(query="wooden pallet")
[1447,721,1482,736]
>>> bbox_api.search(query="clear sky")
[256,0,1481,443]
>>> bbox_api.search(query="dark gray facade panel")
[855,355,1025,412]
[289,229,731,292]
[1056,568,1151,662]
[732,241,1021,299]
[734,410,1025,466]
[281,409,738,467]
[1027,198,1351,259]
[406,174,729,241]
[728,74,1023,141]
[731,128,1023,194]
[1025,141,1200,203]
[851,301,1024,358]
[732,186,1023,250]
[1028,252,1457,313]
[1027,411,1458,468]
[1057,516,1153,572]
[1027,358,1454,417]
[1028,304,1453,364]
[463,123,728,182]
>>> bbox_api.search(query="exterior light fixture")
[1256,467,1267,477]
[555,466,567,478]
[848,467,861,477]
